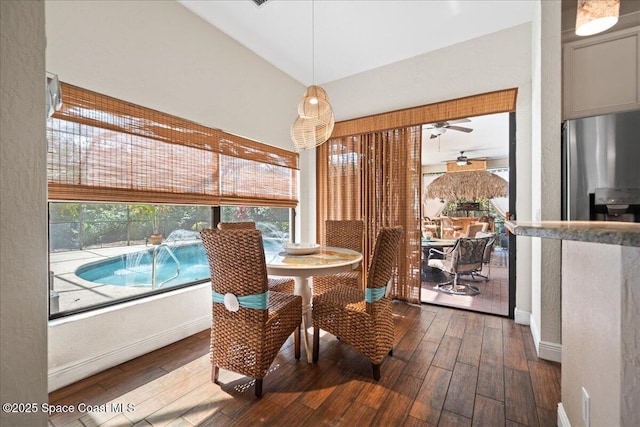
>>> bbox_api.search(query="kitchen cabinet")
[563,26,640,119]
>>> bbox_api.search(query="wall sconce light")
[575,0,620,36]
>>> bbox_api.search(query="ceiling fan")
[449,150,488,166]
[425,118,473,139]
[455,151,471,166]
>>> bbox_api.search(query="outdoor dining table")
[264,245,363,363]
[421,238,458,259]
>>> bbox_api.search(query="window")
[49,203,212,317]
[47,83,298,318]
[220,206,291,245]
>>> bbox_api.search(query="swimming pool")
[76,239,284,288]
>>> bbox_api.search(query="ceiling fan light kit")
[290,2,335,152]
[575,0,619,36]
[456,151,470,166]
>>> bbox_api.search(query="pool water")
[76,239,283,288]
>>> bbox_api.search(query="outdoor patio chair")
[312,226,403,380]
[470,231,497,281]
[427,236,491,295]
[455,221,489,238]
[217,221,295,293]
[312,219,364,296]
[200,228,302,397]
[422,216,439,239]
[440,216,463,239]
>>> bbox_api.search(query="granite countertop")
[505,220,640,247]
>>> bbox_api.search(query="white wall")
[528,0,562,363]
[0,1,49,425]
[45,0,304,150]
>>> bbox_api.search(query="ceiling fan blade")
[446,118,471,125]
[447,126,473,133]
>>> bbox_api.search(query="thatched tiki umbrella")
[426,170,508,200]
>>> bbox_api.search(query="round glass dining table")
[264,245,363,362]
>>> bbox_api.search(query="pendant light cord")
[312,0,315,85]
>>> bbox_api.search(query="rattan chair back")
[200,228,302,397]
[325,220,363,252]
[201,228,269,317]
[215,222,294,293]
[312,220,364,295]
[366,226,403,291]
[217,221,256,230]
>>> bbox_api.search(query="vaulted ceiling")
[178,0,535,86]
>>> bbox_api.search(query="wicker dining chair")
[312,219,364,296]
[312,226,403,380]
[217,222,295,293]
[200,229,302,397]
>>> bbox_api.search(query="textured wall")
[561,242,640,426]
[45,0,304,150]
[561,241,622,426]
[538,1,562,348]
[0,1,49,425]
[529,0,562,357]
[621,244,640,427]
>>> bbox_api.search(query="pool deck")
[50,244,203,315]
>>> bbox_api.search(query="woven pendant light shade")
[303,85,329,101]
[575,0,619,36]
[298,95,332,123]
[291,84,335,151]
[290,113,335,152]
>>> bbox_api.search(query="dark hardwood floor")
[48,302,561,427]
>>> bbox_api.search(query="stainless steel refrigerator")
[562,109,640,222]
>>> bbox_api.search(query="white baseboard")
[529,313,562,363]
[558,403,571,427]
[538,340,562,363]
[514,307,530,325]
[48,315,210,391]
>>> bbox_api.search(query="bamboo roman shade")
[47,82,298,207]
[331,88,517,137]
